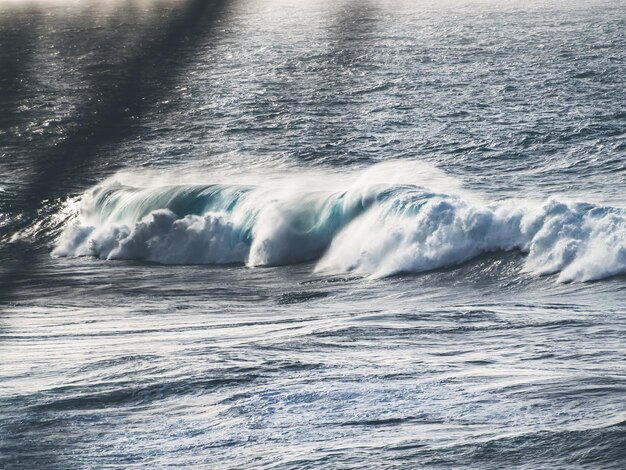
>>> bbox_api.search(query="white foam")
[53,162,626,282]
[54,209,248,264]
[316,197,626,282]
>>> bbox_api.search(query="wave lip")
[53,168,626,283]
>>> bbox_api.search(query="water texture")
[1,0,625,468]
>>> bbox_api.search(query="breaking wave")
[53,164,626,282]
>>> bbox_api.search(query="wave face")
[53,165,626,283]
[53,178,368,267]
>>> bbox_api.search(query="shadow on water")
[0,9,41,148]
[306,0,382,165]
[260,0,381,166]
[0,0,231,304]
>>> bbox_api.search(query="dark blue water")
[1,0,625,468]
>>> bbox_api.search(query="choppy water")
[1,0,625,468]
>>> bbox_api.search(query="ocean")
[1,0,625,468]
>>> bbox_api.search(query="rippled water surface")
[1,0,625,468]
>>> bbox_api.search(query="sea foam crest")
[316,196,626,282]
[53,165,626,282]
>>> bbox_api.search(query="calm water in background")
[1,0,625,468]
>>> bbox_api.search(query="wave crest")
[53,166,626,282]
